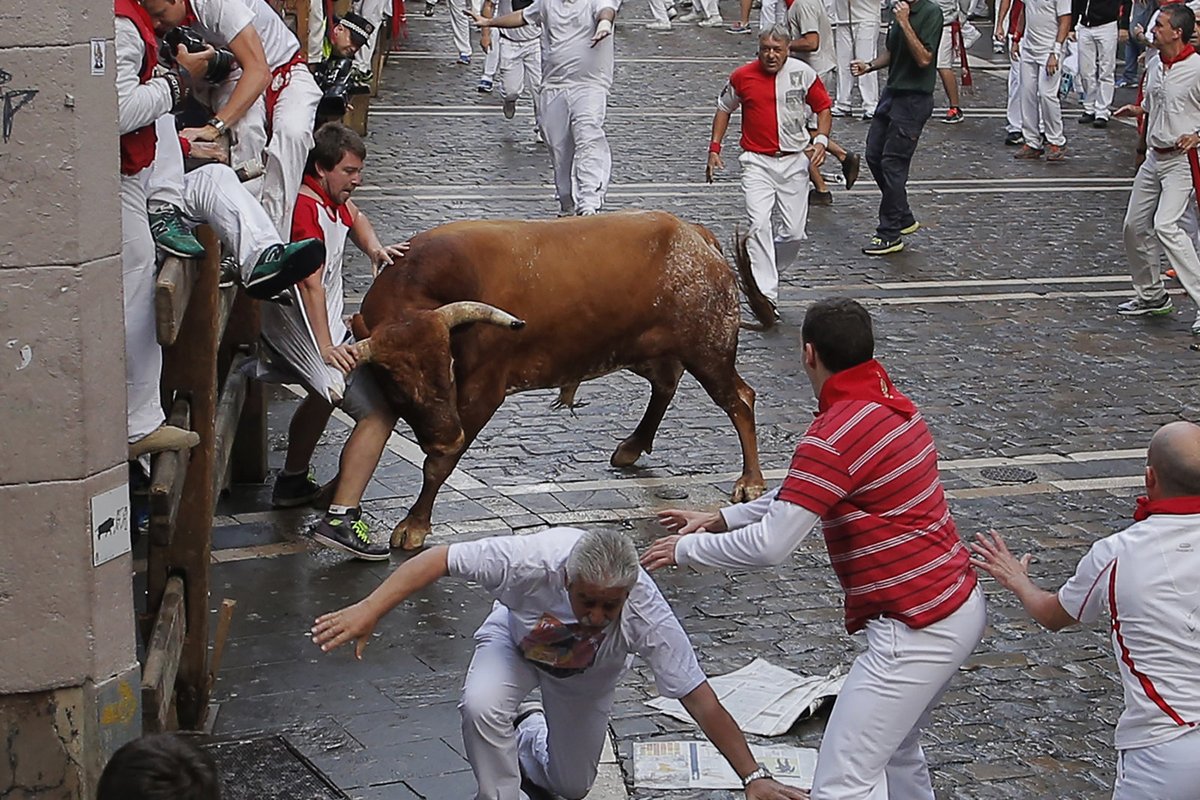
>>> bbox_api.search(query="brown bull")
[350,210,765,549]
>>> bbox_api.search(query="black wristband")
[161,70,187,109]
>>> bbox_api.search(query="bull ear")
[350,312,370,340]
[435,301,526,331]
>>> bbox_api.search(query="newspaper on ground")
[644,658,845,737]
[633,740,886,797]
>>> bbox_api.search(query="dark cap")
[336,12,375,47]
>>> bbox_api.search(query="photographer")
[140,0,322,239]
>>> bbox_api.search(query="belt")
[752,150,801,157]
[1153,146,1184,155]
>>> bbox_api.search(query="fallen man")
[312,527,808,800]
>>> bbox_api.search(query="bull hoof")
[610,439,645,468]
[391,519,432,550]
[730,477,766,503]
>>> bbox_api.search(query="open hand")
[371,241,410,276]
[181,124,221,143]
[1113,103,1142,119]
[465,8,487,26]
[969,531,1033,593]
[657,508,723,534]
[312,600,380,660]
[591,18,613,47]
[745,778,809,800]
[706,151,724,183]
[641,535,682,571]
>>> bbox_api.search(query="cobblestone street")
[199,5,1200,799]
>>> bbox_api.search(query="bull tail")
[732,226,778,331]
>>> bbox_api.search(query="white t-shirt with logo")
[447,528,707,698]
[189,0,301,71]
[1019,0,1071,60]
[522,0,619,89]
[1058,512,1200,750]
[787,0,837,77]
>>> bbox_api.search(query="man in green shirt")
[850,0,943,255]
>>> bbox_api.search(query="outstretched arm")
[312,545,451,658]
[969,532,1078,631]
[680,683,809,799]
[643,500,820,572]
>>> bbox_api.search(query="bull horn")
[354,338,374,362]
[435,301,526,331]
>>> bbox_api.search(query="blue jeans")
[865,89,934,240]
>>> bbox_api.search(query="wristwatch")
[208,116,228,135]
[741,763,773,787]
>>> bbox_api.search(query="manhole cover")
[655,487,689,500]
[203,734,347,800]
[979,466,1038,484]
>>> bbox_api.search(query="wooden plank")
[155,257,197,347]
[140,575,186,733]
[369,20,388,96]
[148,398,192,547]
[155,225,221,730]
[344,91,370,135]
[211,355,250,504]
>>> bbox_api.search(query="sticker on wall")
[91,484,131,567]
[91,38,106,75]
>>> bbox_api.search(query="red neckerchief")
[183,0,197,26]
[1161,44,1196,68]
[816,359,917,418]
[302,174,354,226]
[1133,495,1200,521]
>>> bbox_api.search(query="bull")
[350,210,766,549]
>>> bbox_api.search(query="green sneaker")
[244,239,325,300]
[900,221,921,235]
[862,235,905,256]
[148,205,206,259]
[310,507,390,561]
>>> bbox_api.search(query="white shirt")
[833,0,880,26]
[447,528,707,698]
[523,0,619,89]
[1140,50,1200,151]
[499,0,542,43]
[1057,512,1200,750]
[1019,0,1070,60]
[189,0,301,71]
[787,0,837,77]
[114,17,173,136]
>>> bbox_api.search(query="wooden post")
[156,226,221,730]
[220,293,268,484]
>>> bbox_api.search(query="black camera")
[312,57,370,122]
[162,26,236,83]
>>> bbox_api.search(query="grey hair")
[565,530,639,590]
[760,23,791,45]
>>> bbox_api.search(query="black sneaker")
[1004,131,1025,146]
[809,189,834,206]
[841,152,861,189]
[310,508,390,561]
[1078,112,1096,124]
[862,235,904,255]
[423,0,435,14]
[1116,295,1173,316]
[1093,117,1109,129]
[272,468,321,508]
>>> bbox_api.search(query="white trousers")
[835,21,880,114]
[1123,151,1200,308]
[1114,729,1200,800]
[353,0,391,72]
[540,83,611,215]
[449,0,478,57]
[1019,56,1064,148]
[758,0,787,29]
[1006,56,1022,134]
[146,115,281,283]
[307,0,328,62]
[741,150,811,302]
[210,64,321,238]
[689,0,720,18]
[483,28,501,80]
[120,169,165,443]
[811,587,987,799]
[500,37,543,125]
[649,0,672,23]
[459,606,622,800]
[1077,22,1117,119]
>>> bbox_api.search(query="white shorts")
[1114,729,1200,800]
[937,25,955,70]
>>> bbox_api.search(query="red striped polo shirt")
[777,360,976,633]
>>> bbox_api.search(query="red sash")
[115,0,159,175]
[951,20,972,87]
[266,50,307,131]
[391,0,409,47]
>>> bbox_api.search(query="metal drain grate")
[979,466,1038,484]
[203,734,347,800]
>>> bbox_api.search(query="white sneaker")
[1192,311,1200,335]
[697,14,725,26]
[678,10,701,21]
[646,20,672,30]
